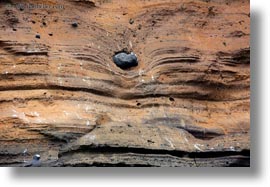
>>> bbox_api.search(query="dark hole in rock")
[169,97,175,101]
[72,22,78,28]
[147,140,155,144]
[35,34,40,39]
[129,18,134,24]
[136,102,141,106]
[113,51,138,69]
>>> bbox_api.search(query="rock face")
[0,0,250,167]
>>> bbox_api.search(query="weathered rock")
[0,0,250,167]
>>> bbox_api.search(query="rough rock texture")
[0,0,250,167]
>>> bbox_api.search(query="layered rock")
[0,0,250,167]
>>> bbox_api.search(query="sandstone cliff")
[0,0,250,167]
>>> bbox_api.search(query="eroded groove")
[217,48,250,65]
[59,145,250,159]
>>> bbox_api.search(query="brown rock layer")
[0,0,250,167]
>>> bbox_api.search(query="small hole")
[169,97,175,102]
[72,22,78,28]
[136,102,141,106]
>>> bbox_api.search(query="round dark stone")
[113,52,138,69]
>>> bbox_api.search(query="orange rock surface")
[0,0,250,166]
